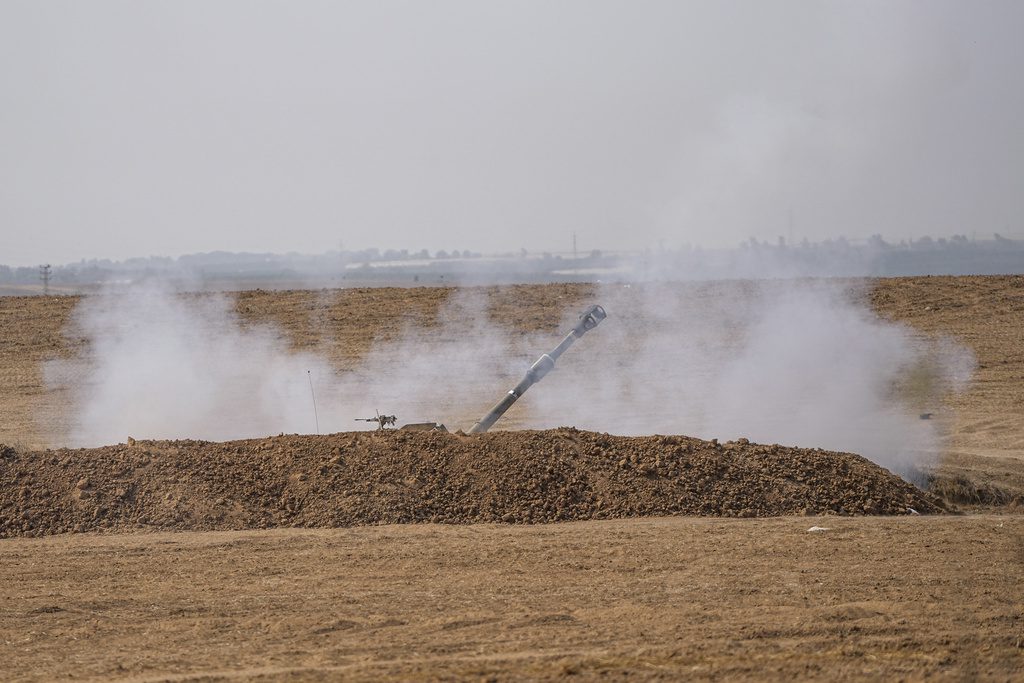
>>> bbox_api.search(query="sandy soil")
[2,517,1021,681]
[870,277,1024,500]
[1,276,1022,680]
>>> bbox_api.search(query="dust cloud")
[44,282,346,445]
[44,278,974,481]
[43,283,527,446]
[529,281,975,481]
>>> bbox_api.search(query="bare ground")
[2,516,1021,682]
[1,276,1023,681]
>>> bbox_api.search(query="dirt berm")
[0,428,943,538]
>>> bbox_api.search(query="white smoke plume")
[44,277,974,481]
[525,280,975,480]
[43,282,532,446]
[45,281,344,445]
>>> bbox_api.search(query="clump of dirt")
[0,429,943,538]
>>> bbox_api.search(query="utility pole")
[572,232,578,275]
[39,264,51,296]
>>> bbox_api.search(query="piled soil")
[0,429,941,538]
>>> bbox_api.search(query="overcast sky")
[1,1,1021,266]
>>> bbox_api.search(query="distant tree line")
[1,233,1021,288]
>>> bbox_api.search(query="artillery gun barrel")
[468,304,606,434]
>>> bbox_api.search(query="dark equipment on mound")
[356,412,397,430]
[400,422,449,432]
[468,304,606,434]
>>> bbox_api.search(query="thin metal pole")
[307,370,320,435]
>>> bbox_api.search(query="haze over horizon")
[2,1,1022,268]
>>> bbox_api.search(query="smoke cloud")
[527,281,975,480]
[45,282,342,444]
[43,283,536,446]
[44,278,974,482]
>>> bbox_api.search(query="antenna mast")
[39,264,51,296]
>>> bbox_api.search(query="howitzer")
[468,304,606,434]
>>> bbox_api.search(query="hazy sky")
[2,1,1022,266]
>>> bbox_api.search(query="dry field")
[3,517,1020,681]
[1,276,1022,681]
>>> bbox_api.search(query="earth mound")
[0,429,943,538]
